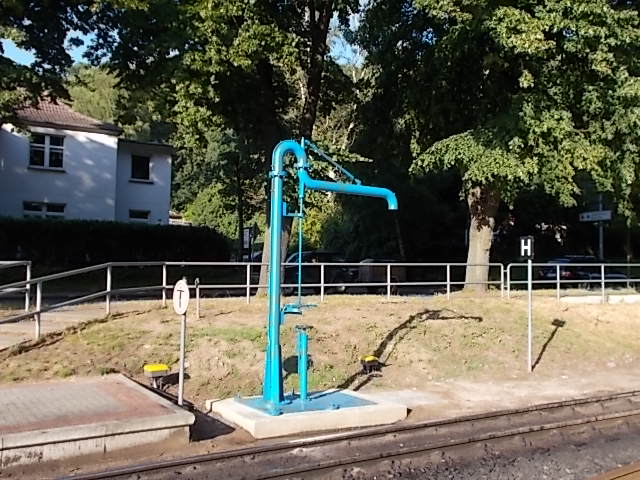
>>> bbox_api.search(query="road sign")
[579,210,612,222]
[172,279,190,315]
[520,236,534,260]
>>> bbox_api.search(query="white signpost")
[580,194,611,260]
[520,236,534,373]
[173,278,190,406]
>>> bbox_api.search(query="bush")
[0,217,230,268]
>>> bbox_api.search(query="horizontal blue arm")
[298,169,398,210]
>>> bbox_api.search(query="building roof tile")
[14,98,122,136]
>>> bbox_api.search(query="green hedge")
[0,217,230,267]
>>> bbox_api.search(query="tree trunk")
[255,60,282,296]
[464,185,500,291]
[394,213,406,260]
[236,150,244,261]
[256,0,332,294]
[299,0,333,139]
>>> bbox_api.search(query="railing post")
[246,264,251,304]
[24,262,31,313]
[162,263,167,307]
[35,281,42,339]
[446,264,451,300]
[195,277,201,318]
[106,265,112,315]
[601,264,606,304]
[506,266,511,300]
[556,264,560,301]
[500,265,504,299]
[386,264,391,299]
[320,264,325,302]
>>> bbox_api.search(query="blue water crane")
[252,138,397,415]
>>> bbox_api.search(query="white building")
[0,99,172,224]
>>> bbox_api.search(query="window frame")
[23,201,66,219]
[130,155,151,182]
[128,209,151,223]
[29,134,65,170]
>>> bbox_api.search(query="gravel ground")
[332,421,640,480]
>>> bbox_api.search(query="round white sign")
[172,279,190,315]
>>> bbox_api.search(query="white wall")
[0,124,118,220]
[115,142,172,224]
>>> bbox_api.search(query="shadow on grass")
[337,308,483,391]
[532,318,565,371]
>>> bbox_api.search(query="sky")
[2,22,363,68]
[1,32,90,66]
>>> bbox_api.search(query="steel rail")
[60,390,640,480]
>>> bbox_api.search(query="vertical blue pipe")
[264,140,308,407]
[296,326,309,402]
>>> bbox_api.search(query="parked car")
[538,255,631,289]
[283,251,355,294]
[537,255,597,283]
[355,258,407,294]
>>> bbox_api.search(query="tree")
[67,64,120,122]
[359,0,640,289]
[90,0,362,290]
[0,1,130,119]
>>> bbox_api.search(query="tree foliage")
[0,1,135,119]
[358,0,640,283]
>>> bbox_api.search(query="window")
[129,209,150,222]
[29,134,64,169]
[131,155,150,181]
[23,201,65,219]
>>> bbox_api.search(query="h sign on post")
[519,236,534,373]
[520,236,534,260]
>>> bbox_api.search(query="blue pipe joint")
[295,325,309,403]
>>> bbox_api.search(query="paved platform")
[0,374,194,468]
[207,389,407,439]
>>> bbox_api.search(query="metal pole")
[296,326,308,403]
[106,265,112,315]
[500,265,504,299]
[527,259,532,373]
[162,263,167,307]
[598,194,604,261]
[35,281,42,339]
[195,277,200,319]
[446,264,451,300]
[246,264,251,304]
[386,264,391,299]
[320,264,325,302]
[24,263,31,313]
[601,264,606,304]
[556,264,560,301]
[506,266,511,300]
[178,312,186,406]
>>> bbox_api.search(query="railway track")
[592,462,640,480]
[62,390,640,480]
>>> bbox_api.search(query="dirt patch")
[0,295,639,407]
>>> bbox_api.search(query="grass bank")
[0,294,638,406]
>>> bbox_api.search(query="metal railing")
[506,262,640,303]
[0,261,32,312]
[0,261,505,340]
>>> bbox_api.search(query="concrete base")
[561,294,640,305]
[608,294,640,304]
[0,374,195,468]
[207,390,407,439]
